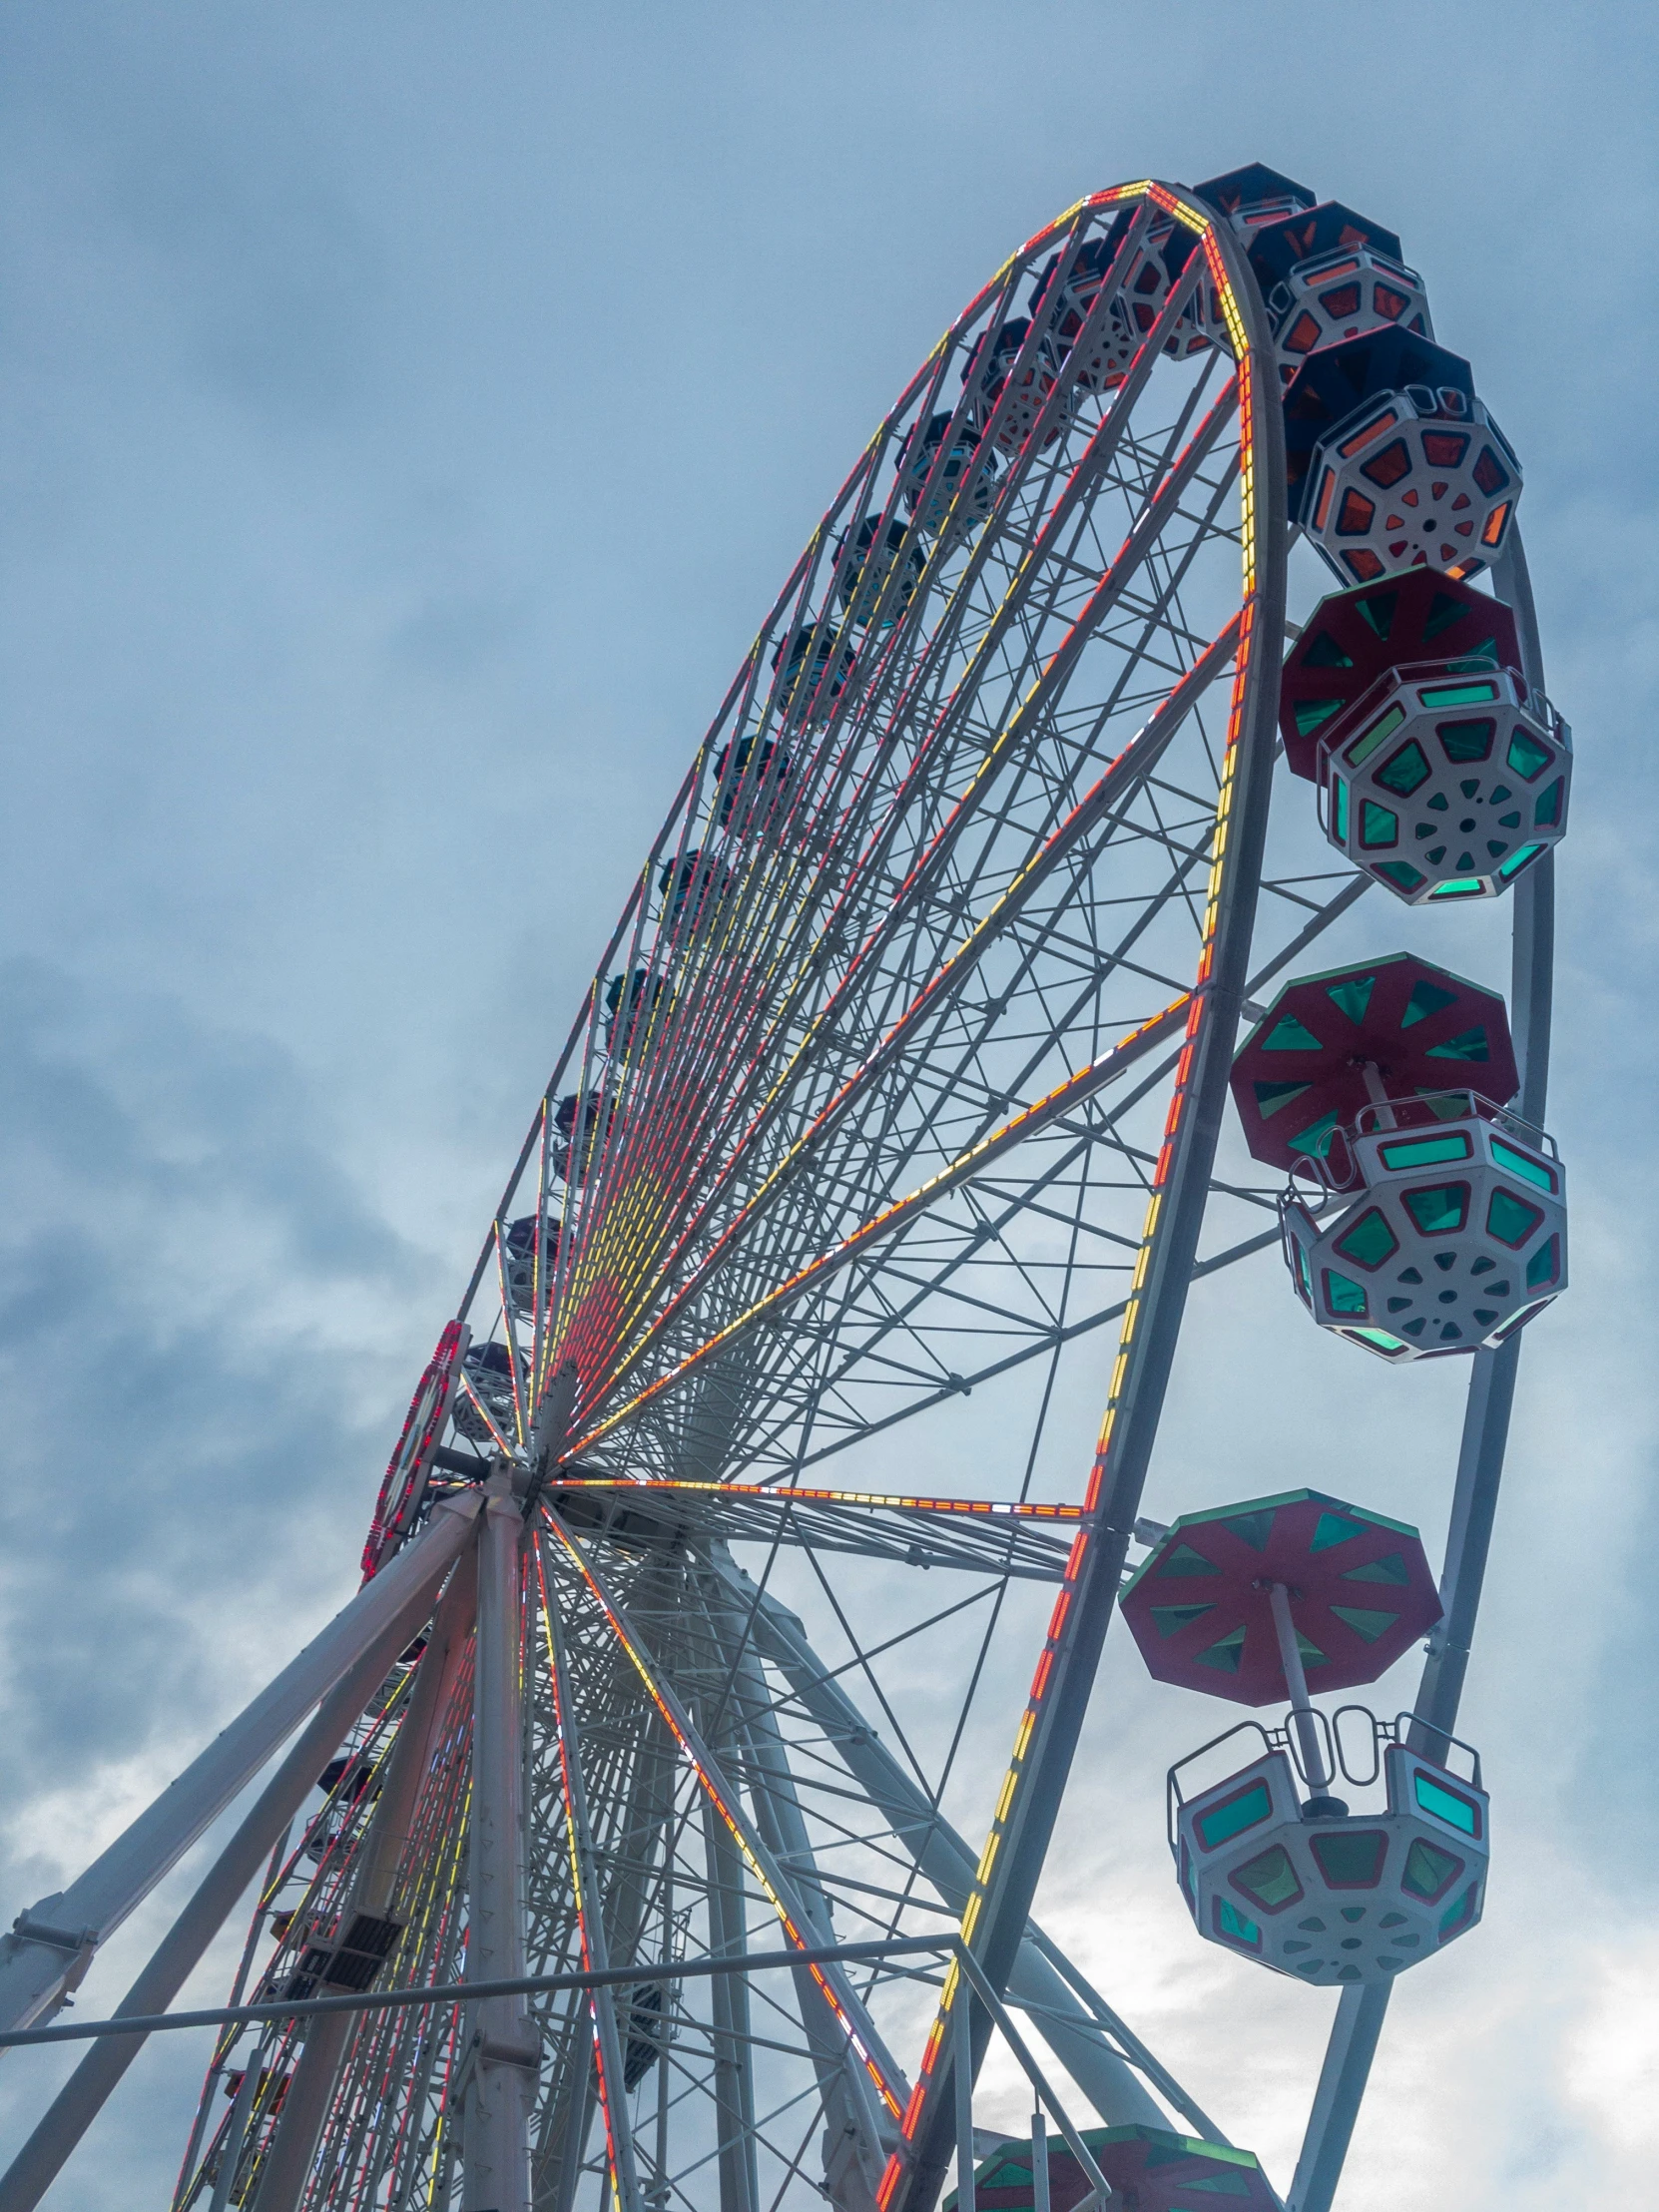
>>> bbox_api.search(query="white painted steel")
[0,1489,482,2041]
[461,1482,538,2212]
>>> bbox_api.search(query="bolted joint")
[9,1913,98,1956]
[472,2023,542,2072]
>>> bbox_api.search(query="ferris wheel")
[0,164,1566,2212]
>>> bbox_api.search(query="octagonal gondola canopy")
[1120,1489,1441,1707]
[942,2125,1278,2212]
[1245,200,1406,292]
[1230,953,1518,1173]
[1280,570,1524,780]
[1282,327,1477,521]
[1192,162,1316,222]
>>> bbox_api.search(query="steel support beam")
[702,1779,761,2212]
[711,1555,1181,2135]
[704,1558,890,2211]
[0,1576,441,2212]
[0,1490,483,2040]
[541,1564,647,2212]
[1286,531,1554,2212]
[891,194,1289,2212]
[544,1519,911,2112]
[250,1542,480,2212]
[462,1478,538,2212]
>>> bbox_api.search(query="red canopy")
[1280,571,1522,780]
[1120,1488,1441,1708]
[1231,952,1516,1174]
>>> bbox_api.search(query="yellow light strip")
[534,1550,628,2212]
[876,178,1265,2212]
[570,992,1192,1455]
[550,1478,1084,1522]
[544,1513,905,2121]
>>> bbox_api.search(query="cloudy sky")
[2,3,1657,2205]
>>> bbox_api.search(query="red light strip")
[541,1512,907,2122]
[550,1478,1084,1523]
[541,215,1162,1402]
[875,182,1266,2212]
[360,1320,465,1580]
[571,291,1177,1370]
[571,989,1191,1456]
[577,606,1241,1428]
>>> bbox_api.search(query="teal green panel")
[1343,1552,1410,1585]
[1156,1543,1222,1578]
[1424,1026,1489,1062]
[1335,1209,1398,1269]
[1331,1604,1399,1642]
[1309,1829,1387,1887]
[1486,1187,1543,1247]
[1194,1626,1248,1673]
[1375,859,1426,892]
[1378,1132,1470,1170]
[1232,1843,1302,1911]
[1325,974,1376,1024]
[1196,1780,1271,1847]
[1151,1604,1216,1637]
[1357,588,1397,639]
[1402,1182,1467,1234]
[1360,799,1399,848]
[1435,716,1495,761]
[1263,1015,1324,1051]
[1401,1838,1461,1901]
[1311,1510,1369,1551]
[1489,1138,1554,1192]
[1376,739,1431,796]
[1400,979,1458,1028]
[1504,727,1550,779]
[1421,590,1471,641]
[1289,1110,1341,1159]
[1216,1898,1262,1946]
[1254,1078,1312,1118]
[1415,1760,1477,1831]
[1295,696,1346,738]
[1497,841,1544,880]
[1223,1510,1275,1550]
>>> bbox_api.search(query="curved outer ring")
[881,180,1289,2212]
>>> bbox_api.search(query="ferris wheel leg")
[248,1543,480,2212]
[541,1562,648,2212]
[716,1559,1179,2134]
[703,1564,890,2212]
[0,1573,441,2212]
[0,1487,483,2043]
[702,1782,762,2212]
[461,1476,539,2212]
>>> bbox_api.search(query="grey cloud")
[1,2,1656,2203]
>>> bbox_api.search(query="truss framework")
[0,176,1551,2212]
